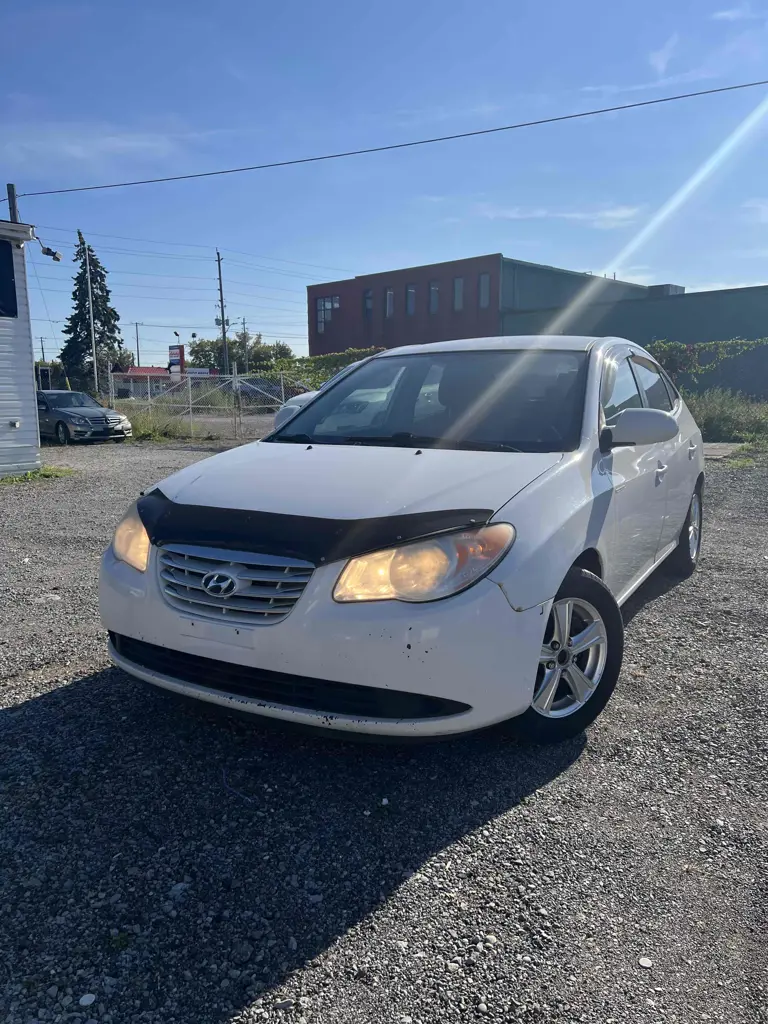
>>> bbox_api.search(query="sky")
[3,0,768,363]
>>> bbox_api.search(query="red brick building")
[307,254,502,356]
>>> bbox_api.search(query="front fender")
[488,450,614,610]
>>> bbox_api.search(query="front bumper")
[71,422,132,439]
[99,546,549,737]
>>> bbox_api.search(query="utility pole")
[40,336,46,362]
[6,184,19,223]
[216,249,230,374]
[134,322,141,366]
[241,317,249,374]
[85,245,99,391]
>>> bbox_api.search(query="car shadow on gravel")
[620,564,682,626]
[1,668,585,1021]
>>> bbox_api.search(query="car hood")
[64,408,119,419]
[155,441,562,519]
[285,392,317,407]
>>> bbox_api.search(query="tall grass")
[682,388,768,444]
[125,408,194,441]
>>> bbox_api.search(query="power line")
[35,275,304,303]
[28,281,300,308]
[29,317,307,338]
[33,223,351,273]
[5,79,768,201]
[31,262,306,294]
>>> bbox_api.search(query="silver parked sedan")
[37,390,132,444]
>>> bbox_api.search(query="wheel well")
[571,548,603,579]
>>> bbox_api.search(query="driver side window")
[602,358,642,425]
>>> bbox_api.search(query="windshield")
[268,349,589,453]
[46,393,104,410]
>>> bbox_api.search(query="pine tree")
[60,231,123,387]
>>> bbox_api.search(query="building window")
[315,294,340,333]
[384,287,394,319]
[453,277,464,312]
[406,284,416,316]
[363,289,373,318]
[0,240,18,319]
[478,272,490,309]
[429,280,439,314]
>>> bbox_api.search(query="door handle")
[688,442,698,459]
[656,462,668,479]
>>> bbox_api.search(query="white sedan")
[100,336,704,744]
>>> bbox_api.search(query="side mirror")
[600,408,678,452]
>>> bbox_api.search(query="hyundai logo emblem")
[201,571,238,597]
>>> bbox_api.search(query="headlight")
[112,502,150,572]
[333,523,515,604]
[69,414,87,424]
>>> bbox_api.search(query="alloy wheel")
[533,597,608,719]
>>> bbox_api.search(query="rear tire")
[506,568,624,744]
[55,421,70,446]
[666,485,702,578]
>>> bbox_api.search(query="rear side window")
[632,358,673,412]
[602,358,642,424]
[0,240,18,318]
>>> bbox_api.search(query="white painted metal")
[0,221,40,478]
[100,335,705,737]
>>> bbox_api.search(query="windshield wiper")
[457,440,524,453]
[336,433,445,447]
[269,432,315,444]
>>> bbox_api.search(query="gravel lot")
[1,442,766,1024]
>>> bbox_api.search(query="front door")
[598,355,668,599]
[630,357,696,552]
[36,396,51,437]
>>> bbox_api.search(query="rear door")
[631,356,698,552]
[598,352,668,598]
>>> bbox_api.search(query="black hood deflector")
[137,489,493,566]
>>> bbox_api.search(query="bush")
[682,388,768,443]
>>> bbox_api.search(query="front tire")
[55,421,70,446]
[666,486,702,578]
[506,568,624,743]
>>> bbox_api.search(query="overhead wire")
[4,79,767,200]
[32,223,351,273]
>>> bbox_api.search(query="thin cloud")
[743,198,768,222]
[394,102,503,128]
[617,265,657,285]
[475,203,641,230]
[0,121,263,175]
[581,68,714,97]
[649,33,681,77]
[711,3,767,19]
[688,278,767,290]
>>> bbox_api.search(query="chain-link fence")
[103,370,312,440]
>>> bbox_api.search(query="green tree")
[268,341,295,361]
[188,331,278,374]
[188,336,224,370]
[59,231,123,387]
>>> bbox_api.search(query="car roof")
[38,389,84,394]
[374,335,627,357]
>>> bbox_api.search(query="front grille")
[158,543,314,625]
[106,415,122,426]
[110,634,471,721]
